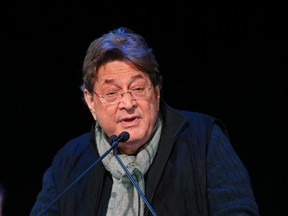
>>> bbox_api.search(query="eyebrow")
[101,74,147,85]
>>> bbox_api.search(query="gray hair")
[81,27,162,93]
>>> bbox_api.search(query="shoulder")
[177,110,228,137]
[52,132,95,166]
[176,109,217,129]
[160,100,229,141]
[50,131,99,183]
[161,100,215,123]
[178,110,215,121]
[58,132,91,154]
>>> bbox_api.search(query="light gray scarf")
[96,116,162,216]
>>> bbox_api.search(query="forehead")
[97,61,150,85]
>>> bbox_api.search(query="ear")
[83,89,97,120]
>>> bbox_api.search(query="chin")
[117,127,149,143]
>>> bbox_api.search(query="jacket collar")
[145,100,187,206]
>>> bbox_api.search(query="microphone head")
[108,135,118,144]
[119,131,130,143]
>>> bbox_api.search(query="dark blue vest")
[51,102,220,215]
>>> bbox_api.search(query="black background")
[0,1,286,216]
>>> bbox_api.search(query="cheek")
[94,107,118,136]
[145,98,160,122]
[94,105,117,123]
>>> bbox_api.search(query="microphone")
[110,131,130,144]
[109,134,118,143]
[37,131,129,216]
[113,145,158,216]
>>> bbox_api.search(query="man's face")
[84,60,160,155]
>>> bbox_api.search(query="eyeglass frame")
[93,84,153,105]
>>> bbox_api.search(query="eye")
[105,91,116,96]
[131,86,145,93]
[104,91,119,97]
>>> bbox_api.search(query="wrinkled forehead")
[96,73,150,86]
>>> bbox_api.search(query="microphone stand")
[113,148,158,216]
[37,140,120,216]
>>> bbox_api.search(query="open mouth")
[123,117,137,122]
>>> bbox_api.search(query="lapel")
[144,101,186,211]
[85,126,107,214]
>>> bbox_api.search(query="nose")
[120,91,133,98]
[119,91,136,108]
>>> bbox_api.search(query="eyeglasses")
[94,85,153,105]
